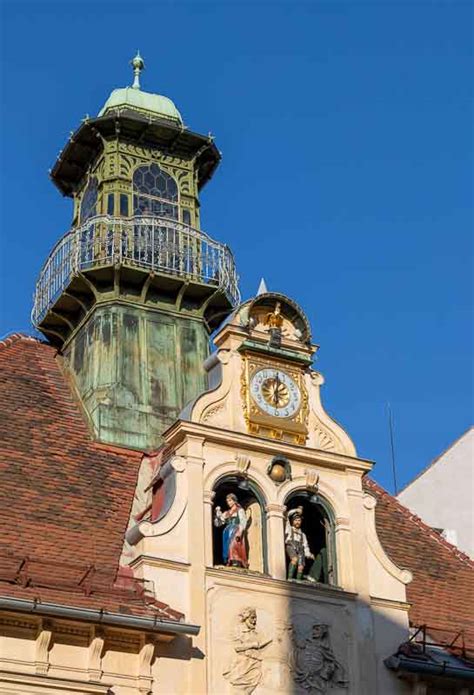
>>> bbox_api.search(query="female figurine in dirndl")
[214,493,248,568]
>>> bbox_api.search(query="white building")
[397,427,474,558]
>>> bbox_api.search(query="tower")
[32,54,239,450]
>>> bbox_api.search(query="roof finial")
[257,278,268,296]
[131,50,145,90]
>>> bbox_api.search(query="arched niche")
[284,490,337,586]
[212,476,267,574]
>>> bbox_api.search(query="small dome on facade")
[98,86,183,124]
[223,292,312,345]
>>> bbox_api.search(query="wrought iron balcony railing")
[32,215,240,326]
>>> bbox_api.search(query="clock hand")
[274,372,280,407]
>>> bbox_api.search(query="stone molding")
[265,503,286,519]
[370,596,411,612]
[131,555,191,573]
[165,420,373,473]
[363,493,413,585]
[0,670,110,693]
[203,459,269,497]
[205,566,357,604]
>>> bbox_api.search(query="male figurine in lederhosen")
[285,507,315,580]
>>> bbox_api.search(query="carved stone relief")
[220,605,349,694]
[201,399,226,425]
[312,422,338,452]
[223,607,272,694]
[289,621,348,693]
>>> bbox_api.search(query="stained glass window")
[133,164,178,220]
[80,177,98,223]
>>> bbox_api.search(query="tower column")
[265,503,287,579]
[203,489,216,568]
[183,435,208,693]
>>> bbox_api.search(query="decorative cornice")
[164,420,373,473]
[205,566,357,603]
[130,555,191,573]
[370,596,411,612]
[0,670,110,693]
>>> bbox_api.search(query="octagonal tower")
[32,54,239,449]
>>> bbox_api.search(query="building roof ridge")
[365,477,474,568]
[0,332,45,350]
[397,426,474,495]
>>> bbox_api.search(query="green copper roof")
[98,86,183,124]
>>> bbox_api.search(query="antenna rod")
[387,403,398,495]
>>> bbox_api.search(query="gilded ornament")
[267,455,291,484]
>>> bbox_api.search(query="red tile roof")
[1,334,473,648]
[364,477,474,653]
[0,334,182,621]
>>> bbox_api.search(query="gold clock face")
[262,377,290,408]
[250,368,301,418]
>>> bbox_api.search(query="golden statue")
[265,302,283,329]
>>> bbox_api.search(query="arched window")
[133,164,178,220]
[284,491,337,586]
[80,177,98,223]
[212,477,267,574]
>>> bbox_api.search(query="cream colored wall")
[0,615,178,694]
[371,604,412,695]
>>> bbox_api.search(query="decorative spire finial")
[131,50,145,90]
[257,278,268,296]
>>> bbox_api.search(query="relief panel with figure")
[208,591,350,695]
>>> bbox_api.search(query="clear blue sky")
[0,1,472,492]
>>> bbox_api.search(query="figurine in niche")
[291,622,348,693]
[285,507,315,581]
[214,493,248,568]
[223,607,272,694]
[265,301,283,348]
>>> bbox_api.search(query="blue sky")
[0,1,472,492]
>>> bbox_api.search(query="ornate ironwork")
[32,215,240,325]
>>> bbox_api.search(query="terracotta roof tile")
[364,477,474,651]
[0,334,183,622]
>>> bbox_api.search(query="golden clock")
[250,368,301,418]
[242,356,309,444]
